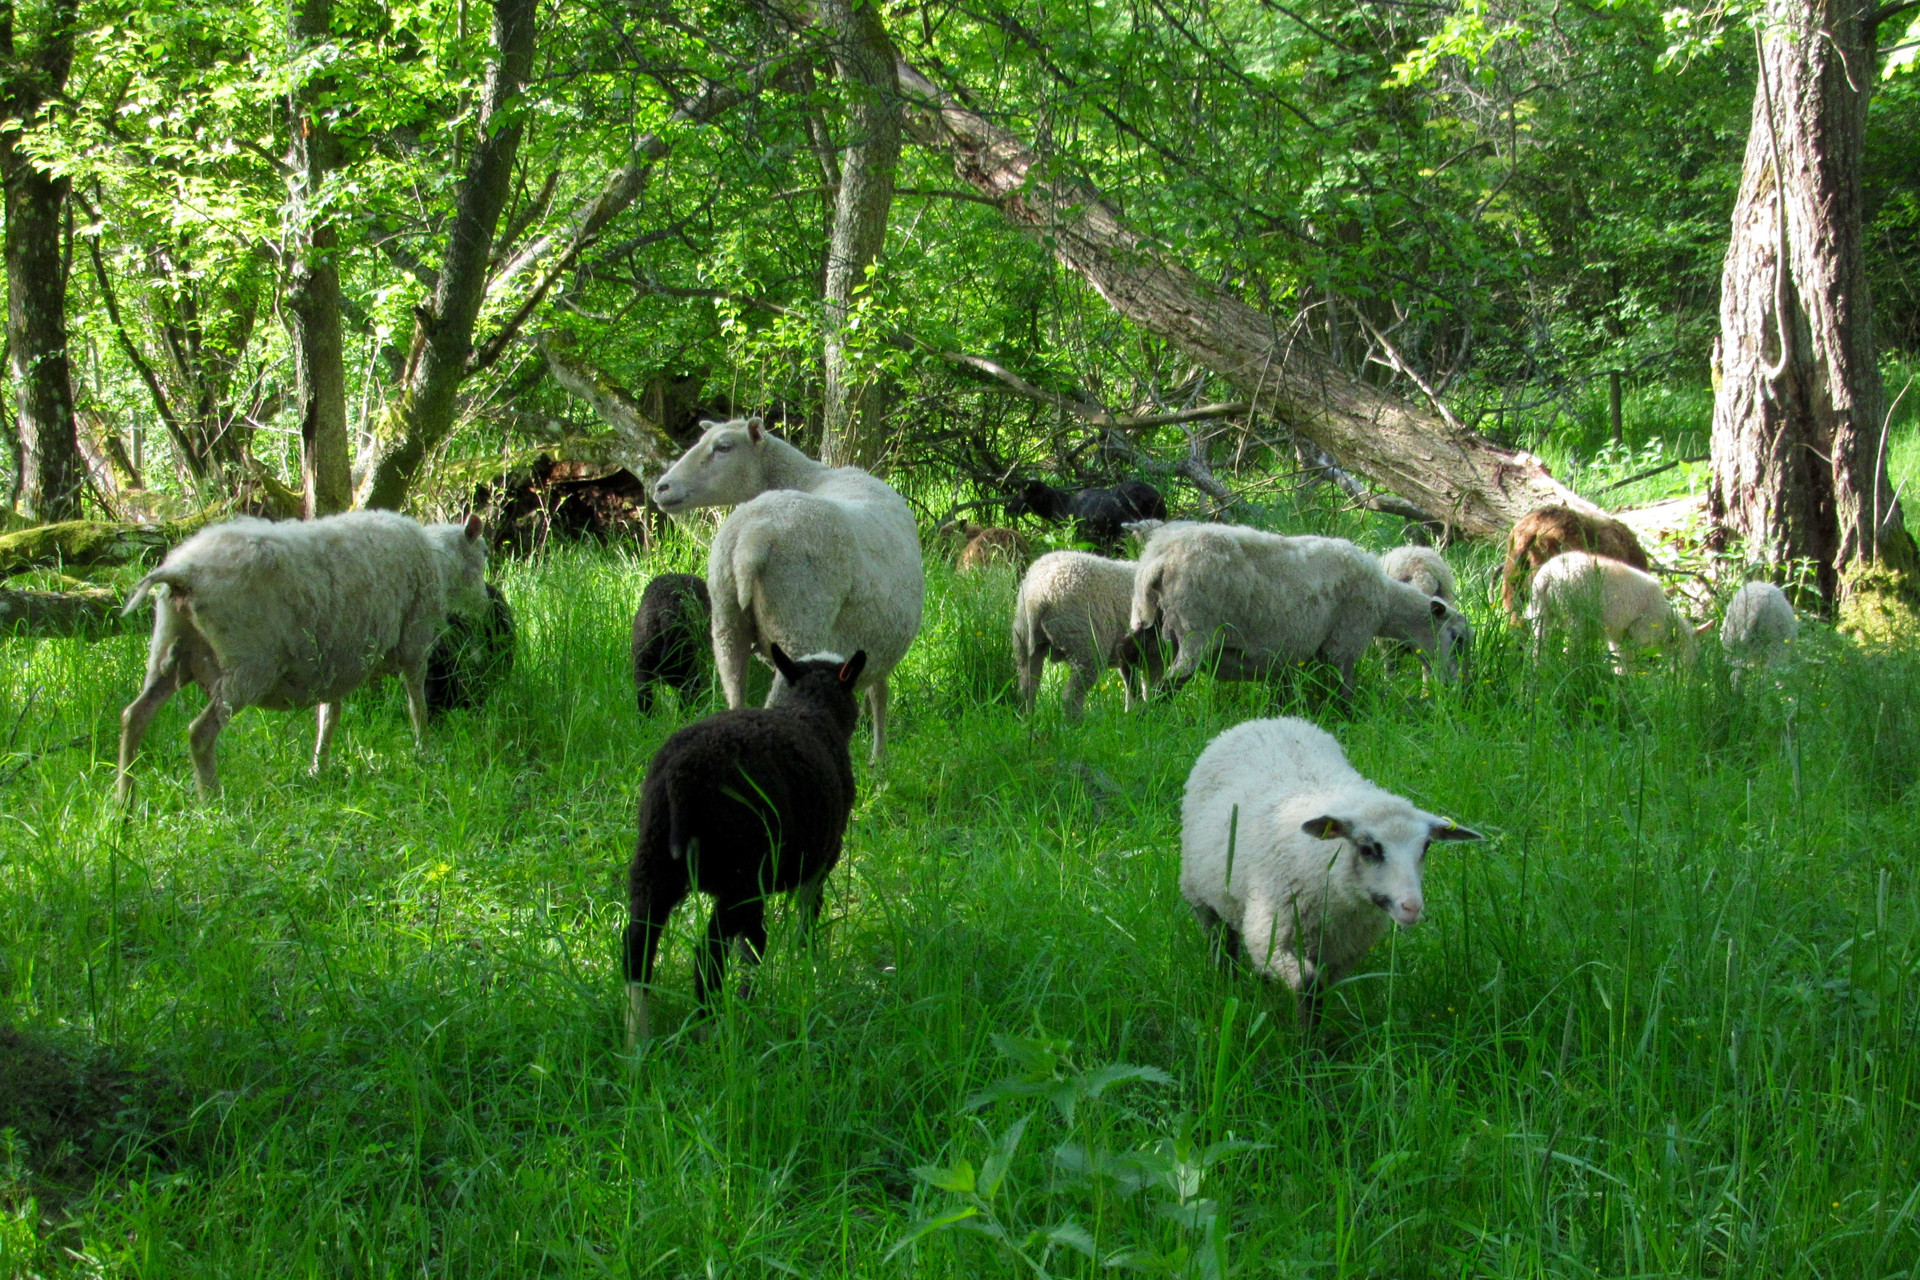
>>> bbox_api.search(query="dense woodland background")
[0,0,1914,572]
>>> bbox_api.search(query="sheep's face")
[1301,810,1483,927]
[653,417,768,512]
[427,515,491,617]
[1432,601,1473,683]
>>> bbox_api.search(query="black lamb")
[425,582,515,717]
[624,645,868,1047]
[631,573,713,713]
[1005,478,1168,553]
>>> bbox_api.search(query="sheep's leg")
[312,703,341,775]
[713,610,754,711]
[1060,658,1095,723]
[792,874,830,948]
[116,651,186,806]
[1015,641,1046,714]
[865,679,889,764]
[696,897,768,1012]
[402,666,430,749]
[624,870,687,1051]
[186,696,233,801]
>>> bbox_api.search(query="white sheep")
[1378,545,1457,601]
[1720,580,1798,671]
[1525,550,1695,668]
[116,511,489,802]
[1129,522,1471,695]
[1181,717,1483,1025]
[651,417,924,762]
[1011,551,1162,721]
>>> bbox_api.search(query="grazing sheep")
[652,417,922,763]
[426,581,515,718]
[116,512,488,802]
[1011,551,1165,721]
[1720,580,1798,671]
[1525,550,1695,667]
[1181,717,1483,1026]
[631,573,713,714]
[1502,504,1652,618]
[1378,545,1457,602]
[1005,478,1168,553]
[1129,522,1472,696]
[625,645,867,1048]
[954,522,1031,573]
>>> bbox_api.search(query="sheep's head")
[1432,599,1474,683]
[767,645,869,734]
[1300,810,1484,927]
[1383,579,1471,684]
[653,417,768,512]
[426,514,492,616]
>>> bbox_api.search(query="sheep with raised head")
[426,581,515,717]
[1525,550,1695,667]
[625,645,867,1048]
[631,572,713,714]
[651,417,923,762]
[116,511,488,802]
[1182,717,1482,1026]
[1129,522,1472,697]
[1378,545,1457,602]
[1501,503,1652,618]
[1720,580,1798,672]
[1012,551,1164,721]
[1005,478,1168,553]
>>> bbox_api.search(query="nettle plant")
[891,1026,1267,1277]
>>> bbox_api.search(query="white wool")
[1011,551,1156,721]
[1525,551,1694,666]
[1720,581,1798,670]
[1130,521,1470,693]
[116,511,488,801]
[652,417,924,762]
[1180,717,1480,1020]
[1378,545,1457,602]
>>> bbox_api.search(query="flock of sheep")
[108,417,1803,1048]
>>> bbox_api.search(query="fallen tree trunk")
[894,59,1586,538]
[0,587,133,637]
[0,513,213,578]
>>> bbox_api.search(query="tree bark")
[286,0,352,517]
[0,586,131,637]
[814,3,902,469]
[1707,2,1916,619]
[893,60,1585,539]
[361,0,536,511]
[1,0,82,522]
[0,512,214,577]
[535,332,688,474]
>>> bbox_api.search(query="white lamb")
[651,417,924,762]
[1130,522,1472,694]
[1720,580,1798,671]
[1525,550,1695,667]
[1181,717,1483,1025]
[1378,545,1456,602]
[116,511,489,802]
[1011,551,1163,721]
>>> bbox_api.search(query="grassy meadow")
[3,519,1920,1278]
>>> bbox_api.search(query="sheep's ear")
[697,418,719,431]
[746,416,764,443]
[769,643,800,683]
[838,650,868,687]
[463,513,483,540]
[1300,815,1351,841]
[1430,598,1449,620]
[1428,820,1485,842]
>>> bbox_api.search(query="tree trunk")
[1,0,81,522]
[286,0,352,517]
[1707,0,1917,621]
[893,60,1584,539]
[0,586,132,637]
[361,0,536,511]
[814,2,902,469]
[0,511,214,577]
[535,332,688,474]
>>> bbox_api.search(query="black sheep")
[625,645,868,1047]
[631,573,713,713]
[425,582,515,717]
[1004,478,1168,552]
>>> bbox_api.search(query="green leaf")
[911,1159,976,1194]
[884,1205,982,1261]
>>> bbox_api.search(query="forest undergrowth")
[1,519,1918,1278]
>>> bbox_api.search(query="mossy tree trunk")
[1707,0,1919,622]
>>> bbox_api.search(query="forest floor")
[2,510,1918,1278]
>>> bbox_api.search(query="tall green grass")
[2,537,1917,1277]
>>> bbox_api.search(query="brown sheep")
[1501,504,1652,619]
[953,522,1031,573]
